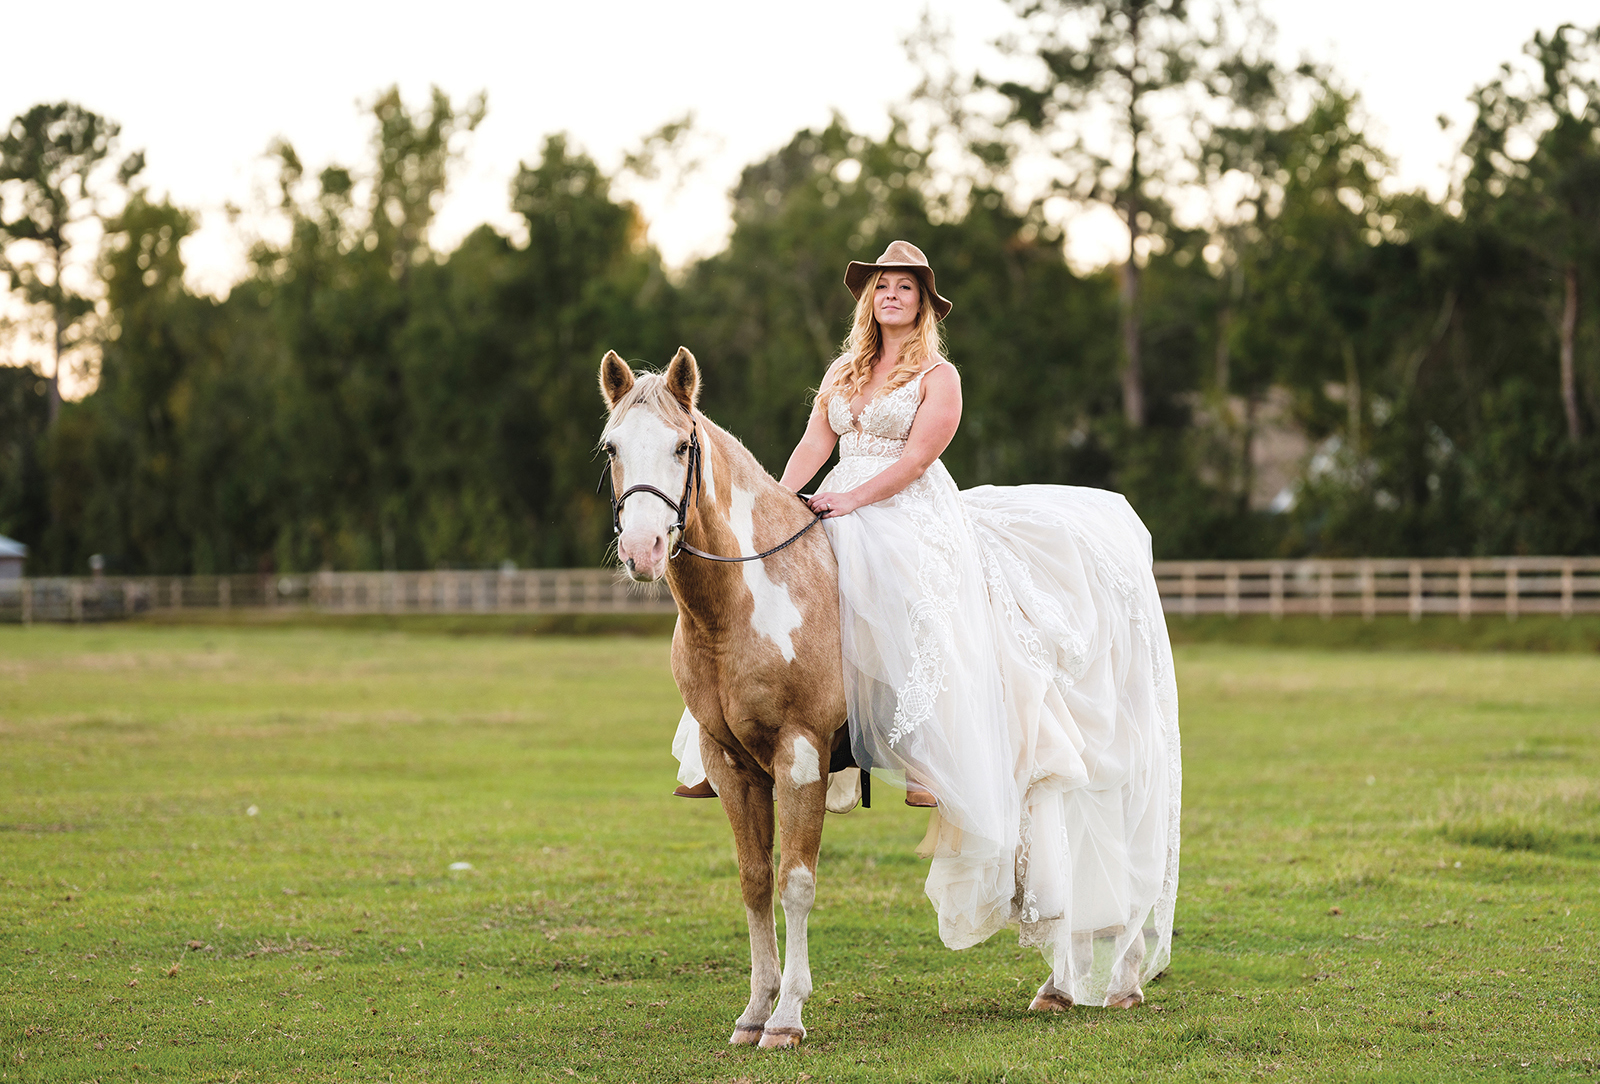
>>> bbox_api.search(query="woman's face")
[873,271,921,331]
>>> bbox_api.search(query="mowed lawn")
[0,625,1596,1083]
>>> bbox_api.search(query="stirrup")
[673,779,717,799]
[904,782,938,808]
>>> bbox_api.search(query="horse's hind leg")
[709,755,780,1046]
[759,730,828,1049]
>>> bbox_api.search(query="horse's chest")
[674,634,794,719]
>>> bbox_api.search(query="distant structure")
[0,535,26,580]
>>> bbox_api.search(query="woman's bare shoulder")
[920,359,960,388]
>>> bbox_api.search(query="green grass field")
[1,625,1597,1083]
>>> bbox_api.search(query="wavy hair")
[817,269,947,412]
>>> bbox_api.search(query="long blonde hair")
[818,270,947,410]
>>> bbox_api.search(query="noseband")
[600,413,822,565]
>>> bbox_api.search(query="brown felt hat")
[844,240,952,320]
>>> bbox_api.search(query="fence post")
[1319,564,1333,621]
[71,580,84,623]
[22,579,32,627]
[219,577,231,611]
[1457,562,1471,622]
[1505,562,1518,622]
[1269,564,1284,621]
[1181,565,1196,618]
[1561,562,1575,620]
[1223,565,1239,618]
[1361,560,1375,622]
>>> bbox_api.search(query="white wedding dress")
[674,361,1181,1006]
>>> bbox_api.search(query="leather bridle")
[600,411,823,565]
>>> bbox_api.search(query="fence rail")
[3,557,1598,624]
[1154,556,1600,621]
[0,569,675,624]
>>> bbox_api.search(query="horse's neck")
[668,420,816,627]
[704,420,797,515]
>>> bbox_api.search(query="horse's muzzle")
[619,529,669,581]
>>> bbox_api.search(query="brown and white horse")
[599,347,846,1048]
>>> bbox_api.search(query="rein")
[600,413,824,565]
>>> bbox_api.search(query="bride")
[673,240,1180,1010]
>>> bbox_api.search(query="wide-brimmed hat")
[844,240,952,320]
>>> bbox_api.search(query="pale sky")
[3,0,1597,299]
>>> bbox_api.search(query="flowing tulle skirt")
[819,454,1181,1006]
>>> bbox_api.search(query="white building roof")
[0,535,28,559]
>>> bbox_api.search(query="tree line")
[2,4,1597,575]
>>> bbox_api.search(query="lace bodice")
[826,363,945,460]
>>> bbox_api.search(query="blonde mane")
[817,269,947,412]
[602,372,696,438]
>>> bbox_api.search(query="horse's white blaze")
[729,485,803,662]
[789,736,821,786]
[605,409,687,575]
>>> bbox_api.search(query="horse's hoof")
[758,1026,804,1049]
[729,1024,765,1045]
[1029,991,1074,1012]
[1107,989,1144,1009]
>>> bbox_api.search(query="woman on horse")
[675,240,1180,1010]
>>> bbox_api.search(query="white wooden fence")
[2,557,1598,624]
[1154,556,1600,621]
[0,569,674,624]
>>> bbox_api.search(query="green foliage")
[3,19,1600,571]
[0,102,138,424]
[2,627,1598,1080]
[0,363,49,554]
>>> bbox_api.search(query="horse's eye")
[603,444,616,458]
[675,441,689,457]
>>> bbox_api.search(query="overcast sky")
[4,0,1597,297]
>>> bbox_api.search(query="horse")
[598,347,846,1049]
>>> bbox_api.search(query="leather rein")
[600,412,823,564]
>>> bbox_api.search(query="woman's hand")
[808,490,864,518]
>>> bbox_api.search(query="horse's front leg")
[705,742,780,1045]
[758,727,828,1049]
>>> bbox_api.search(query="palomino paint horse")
[599,347,845,1048]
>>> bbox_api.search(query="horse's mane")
[603,373,757,472]
[603,373,694,436]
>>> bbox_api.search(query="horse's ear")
[599,350,634,410]
[665,346,700,413]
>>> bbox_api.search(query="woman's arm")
[808,364,961,518]
[778,402,840,492]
